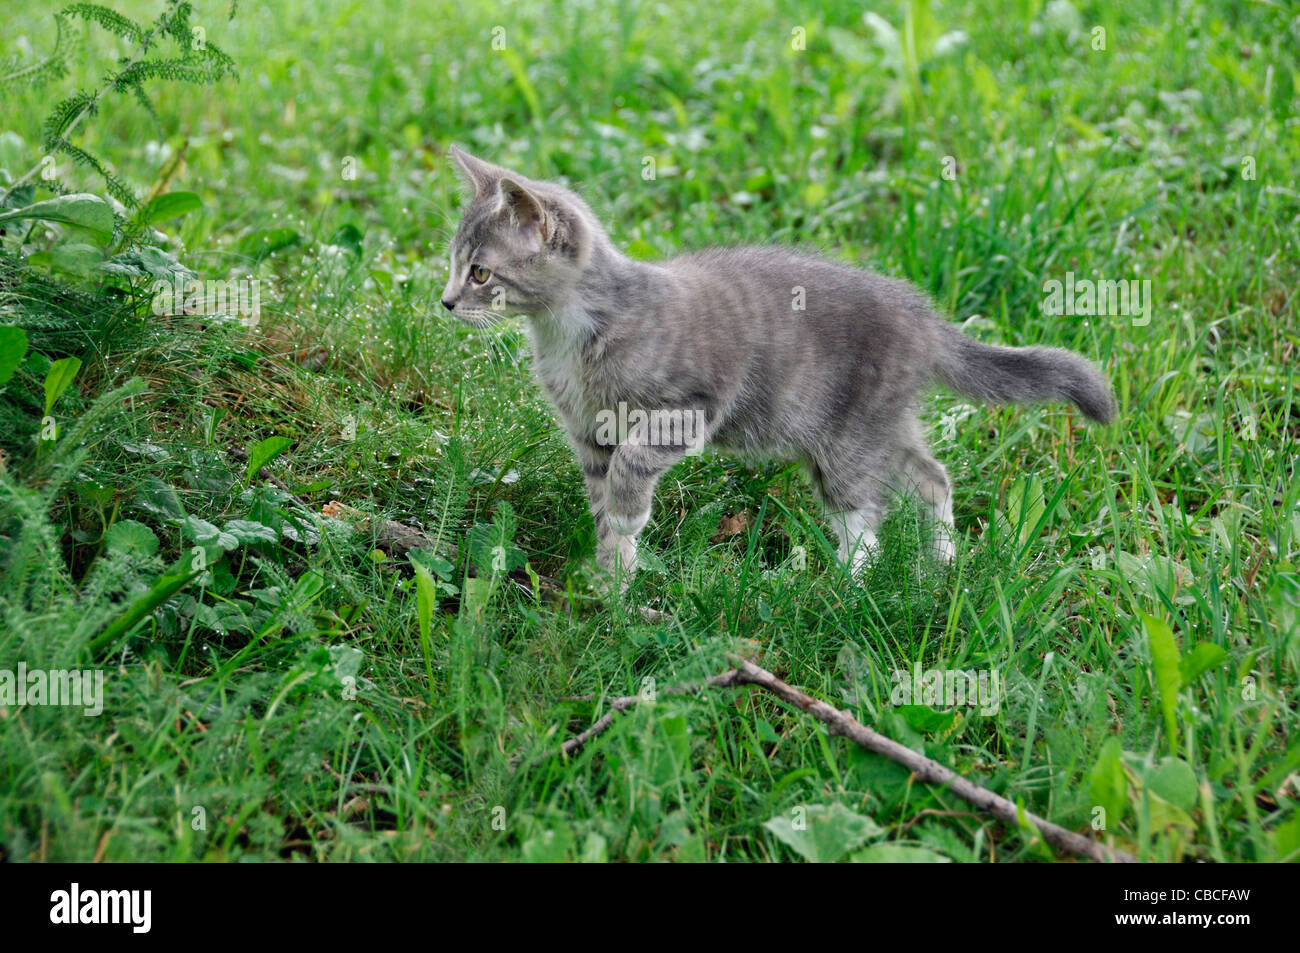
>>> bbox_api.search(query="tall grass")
[0,0,1296,861]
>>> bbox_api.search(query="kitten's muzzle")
[440,296,456,312]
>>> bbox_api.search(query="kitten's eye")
[469,265,492,284]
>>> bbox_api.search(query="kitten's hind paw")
[933,533,956,564]
[636,605,671,624]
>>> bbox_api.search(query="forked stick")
[561,656,1137,864]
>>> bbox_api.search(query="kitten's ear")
[497,177,549,253]
[447,144,500,198]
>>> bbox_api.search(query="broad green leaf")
[76,480,115,506]
[1119,551,1195,605]
[649,714,692,786]
[202,404,227,444]
[246,435,293,482]
[133,477,184,520]
[222,519,279,545]
[897,704,958,734]
[462,577,494,617]
[104,519,159,557]
[43,356,81,414]
[1146,791,1196,832]
[133,191,201,229]
[1143,612,1182,754]
[1179,642,1227,687]
[182,515,239,552]
[0,325,28,387]
[209,561,237,597]
[28,242,103,277]
[1088,736,1128,832]
[1008,474,1046,547]
[657,810,694,848]
[0,193,115,243]
[287,570,327,607]
[235,227,300,263]
[100,246,195,283]
[414,561,438,645]
[425,554,456,580]
[1148,757,1198,812]
[763,802,884,863]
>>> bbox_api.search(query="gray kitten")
[439,146,1115,581]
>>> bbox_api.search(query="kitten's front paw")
[591,565,631,597]
[595,532,638,594]
[607,505,650,537]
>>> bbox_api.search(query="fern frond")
[44,136,137,209]
[193,41,237,77]
[0,13,72,90]
[28,376,148,499]
[113,57,230,90]
[0,49,70,91]
[61,3,148,45]
[41,90,97,146]
[0,477,68,609]
[127,80,163,136]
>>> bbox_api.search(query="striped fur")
[439,147,1116,581]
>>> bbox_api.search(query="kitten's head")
[440,146,594,327]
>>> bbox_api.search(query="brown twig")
[561,656,1137,864]
[559,672,741,755]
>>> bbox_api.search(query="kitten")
[439,145,1115,581]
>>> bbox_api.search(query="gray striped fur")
[439,146,1116,580]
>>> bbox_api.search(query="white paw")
[637,606,671,624]
[839,530,879,576]
[596,534,638,582]
[934,535,956,564]
[607,506,650,537]
[848,548,876,576]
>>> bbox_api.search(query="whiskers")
[453,309,524,379]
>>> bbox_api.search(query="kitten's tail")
[932,325,1117,423]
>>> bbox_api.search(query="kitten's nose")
[441,296,455,312]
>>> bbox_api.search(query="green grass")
[0,0,1297,861]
